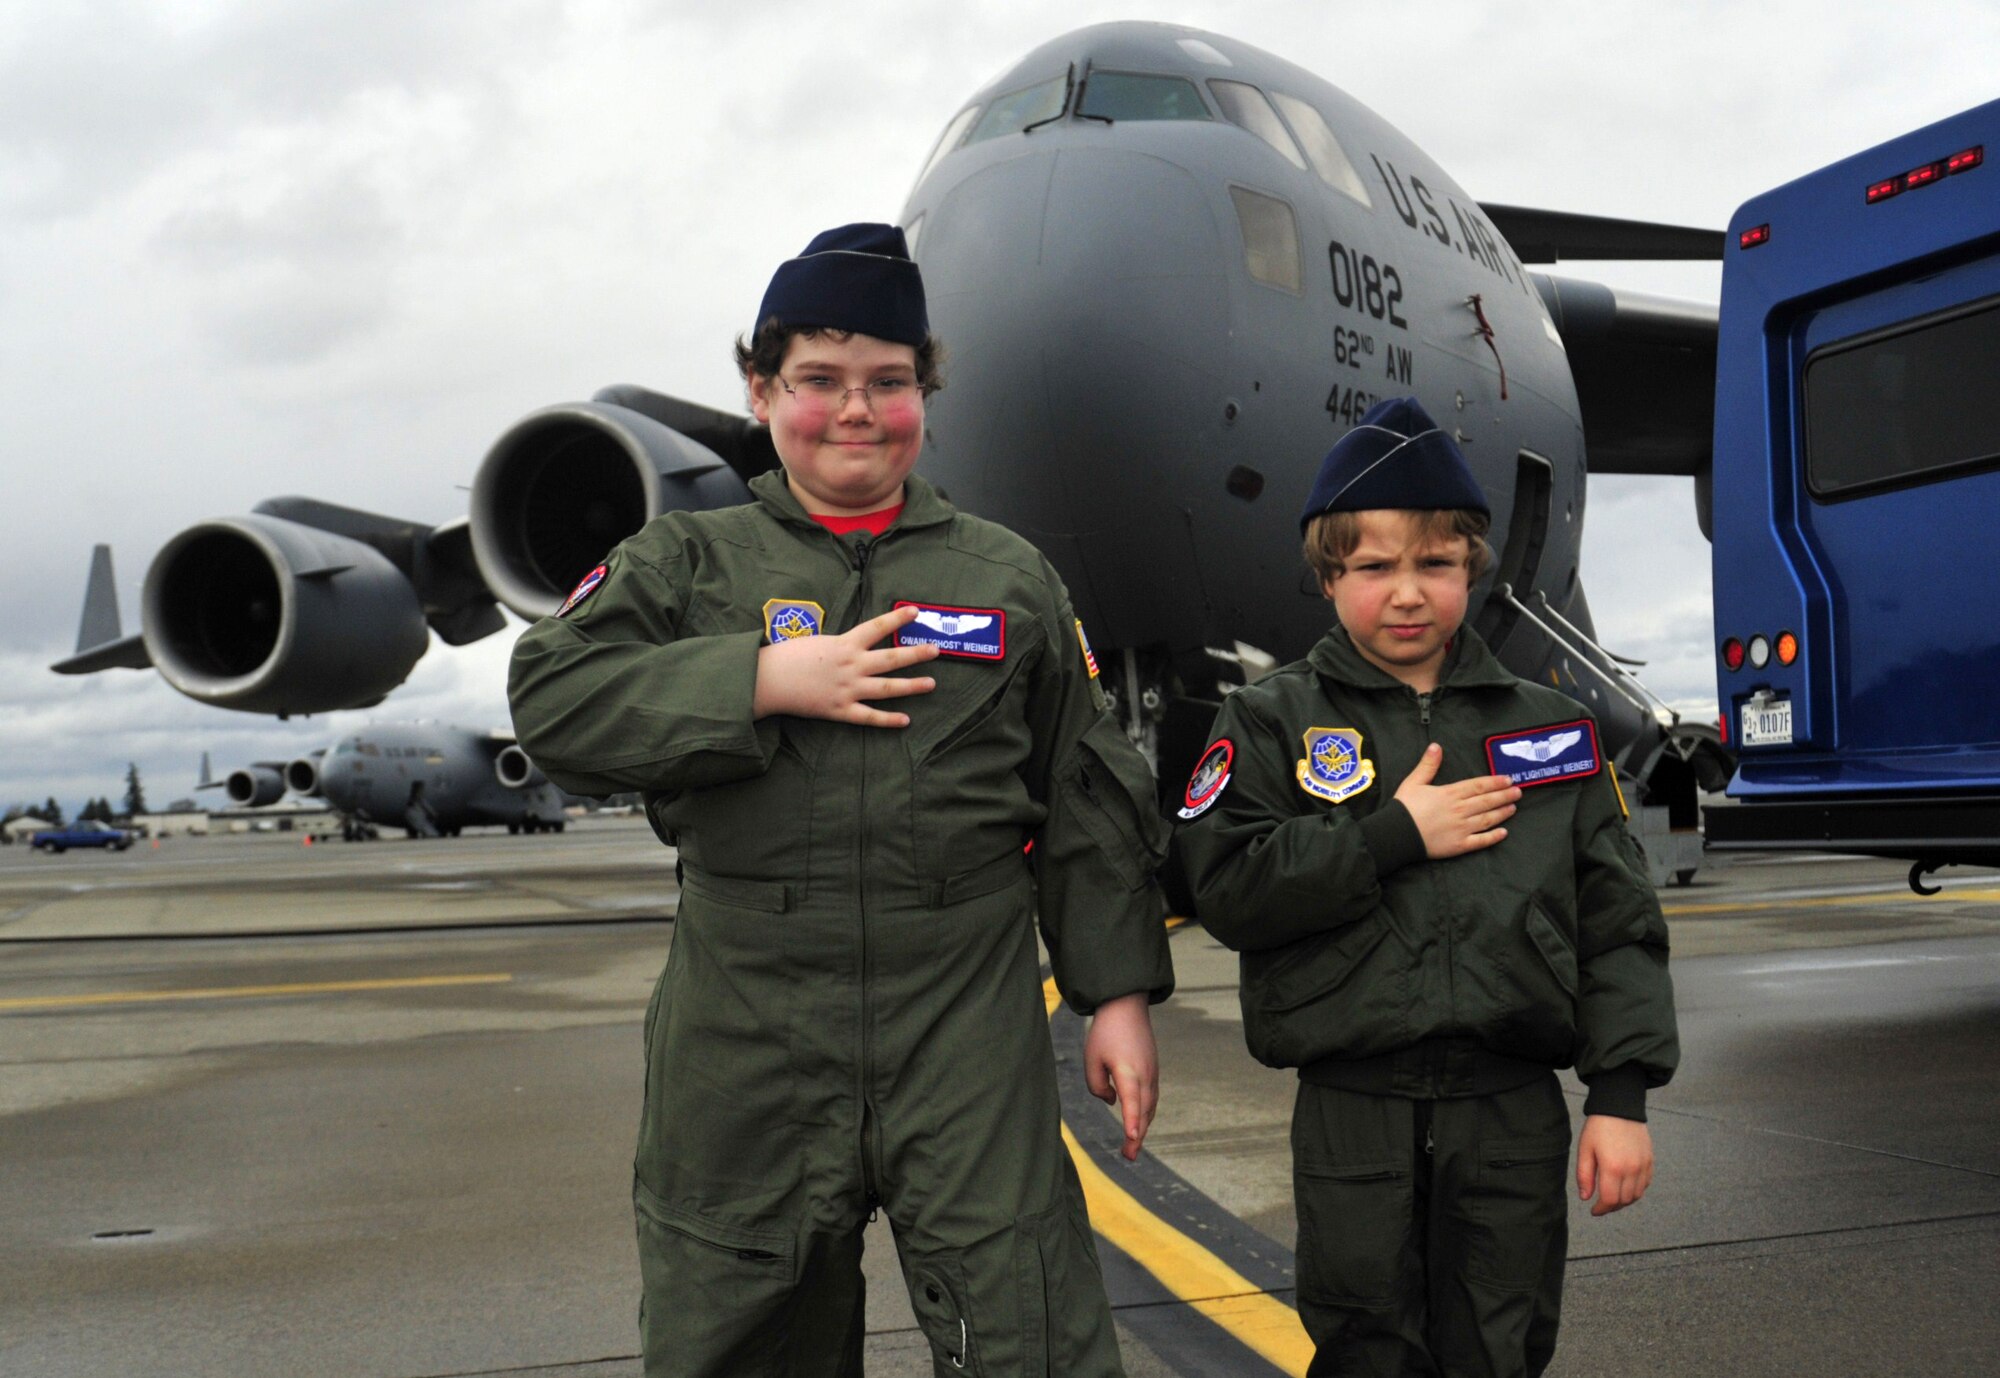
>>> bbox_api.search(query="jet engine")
[493,744,545,790]
[285,755,322,797]
[141,515,430,715]
[469,387,761,622]
[226,766,286,808]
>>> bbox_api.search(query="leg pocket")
[1462,1137,1569,1292]
[634,1181,795,1378]
[1014,1186,1121,1378]
[1294,1158,1414,1307]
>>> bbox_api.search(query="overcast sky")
[3,1,1994,814]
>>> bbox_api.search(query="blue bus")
[1704,98,2000,886]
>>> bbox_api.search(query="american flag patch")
[1075,620,1100,679]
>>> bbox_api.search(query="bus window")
[963,77,1066,147]
[1078,72,1213,123]
[1269,91,1372,207]
[1209,81,1307,170]
[1229,186,1302,293]
[914,106,982,188]
[1804,296,2000,499]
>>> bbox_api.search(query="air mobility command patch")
[1297,727,1376,804]
[556,563,607,618]
[1178,738,1234,820]
[1485,718,1602,788]
[894,602,1005,660]
[763,599,825,642]
[1075,620,1100,679]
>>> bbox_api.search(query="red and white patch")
[1177,738,1235,820]
[556,564,608,618]
[1075,619,1100,679]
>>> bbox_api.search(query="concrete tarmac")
[1,821,1995,1376]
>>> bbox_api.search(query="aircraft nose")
[916,144,1229,644]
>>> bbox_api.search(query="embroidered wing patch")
[1177,738,1234,820]
[763,599,825,642]
[556,563,607,618]
[894,601,1005,660]
[1485,718,1602,787]
[1296,727,1376,804]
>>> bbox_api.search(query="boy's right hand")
[753,605,940,727]
[1393,743,1520,858]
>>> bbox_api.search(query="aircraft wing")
[1480,205,1724,263]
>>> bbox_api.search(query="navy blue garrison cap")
[1298,396,1490,531]
[754,223,928,346]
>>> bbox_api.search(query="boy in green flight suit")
[509,224,1173,1377]
[1174,397,1678,1377]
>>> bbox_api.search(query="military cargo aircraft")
[201,725,566,840]
[53,21,1731,819]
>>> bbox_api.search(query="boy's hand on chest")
[753,605,941,727]
[1392,742,1522,859]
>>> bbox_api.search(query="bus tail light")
[1948,146,1983,174]
[1722,637,1746,671]
[1776,631,1799,666]
[1747,634,1772,669]
[1739,223,1771,249]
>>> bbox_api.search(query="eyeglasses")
[777,373,921,410]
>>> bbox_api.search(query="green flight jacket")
[507,470,1172,1014]
[1175,625,1677,1119]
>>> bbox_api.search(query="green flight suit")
[1175,626,1677,1378]
[509,471,1172,1377]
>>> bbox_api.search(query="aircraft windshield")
[1078,72,1212,122]
[963,76,1067,147]
[915,105,982,187]
[1269,91,1372,207]
[1209,81,1306,170]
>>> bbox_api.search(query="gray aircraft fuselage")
[302,724,565,837]
[903,23,1611,737]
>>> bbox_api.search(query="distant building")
[131,811,211,838]
[2,816,53,844]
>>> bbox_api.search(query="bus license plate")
[1741,698,1793,746]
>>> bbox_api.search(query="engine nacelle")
[142,515,429,714]
[226,767,286,808]
[285,755,322,797]
[469,400,754,621]
[494,744,546,790]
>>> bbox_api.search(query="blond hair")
[1303,508,1493,587]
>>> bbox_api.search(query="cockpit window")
[1269,91,1372,207]
[1209,81,1306,171]
[1077,72,1213,123]
[1229,186,1303,293]
[963,76,1067,147]
[915,105,982,187]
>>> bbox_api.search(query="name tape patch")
[1485,718,1602,787]
[557,564,607,618]
[764,599,825,642]
[895,602,1005,660]
[1297,727,1376,804]
[1177,738,1234,820]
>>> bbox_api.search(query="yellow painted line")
[1663,886,2000,917]
[1047,957,1313,1376]
[0,973,513,1013]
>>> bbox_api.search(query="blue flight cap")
[753,223,928,346]
[1298,397,1490,531]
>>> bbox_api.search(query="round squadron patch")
[556,563,607,618]
[1296,727,1376,804]
[763,598,825,642]
[1177,738,1234,820]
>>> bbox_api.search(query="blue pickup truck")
[30,820,136,853]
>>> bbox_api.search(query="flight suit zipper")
[849,531,887,1207]
[1415,687,1459,1037]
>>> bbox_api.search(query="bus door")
[1792,265,2000,768]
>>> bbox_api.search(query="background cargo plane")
[55,20,1738,816]
[202,722,566,839]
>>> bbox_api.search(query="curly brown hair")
[1303,507,1493,590]
[734,320,947,396]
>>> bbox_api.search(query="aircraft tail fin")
[51,545,153,675]
[197,752,218,791]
